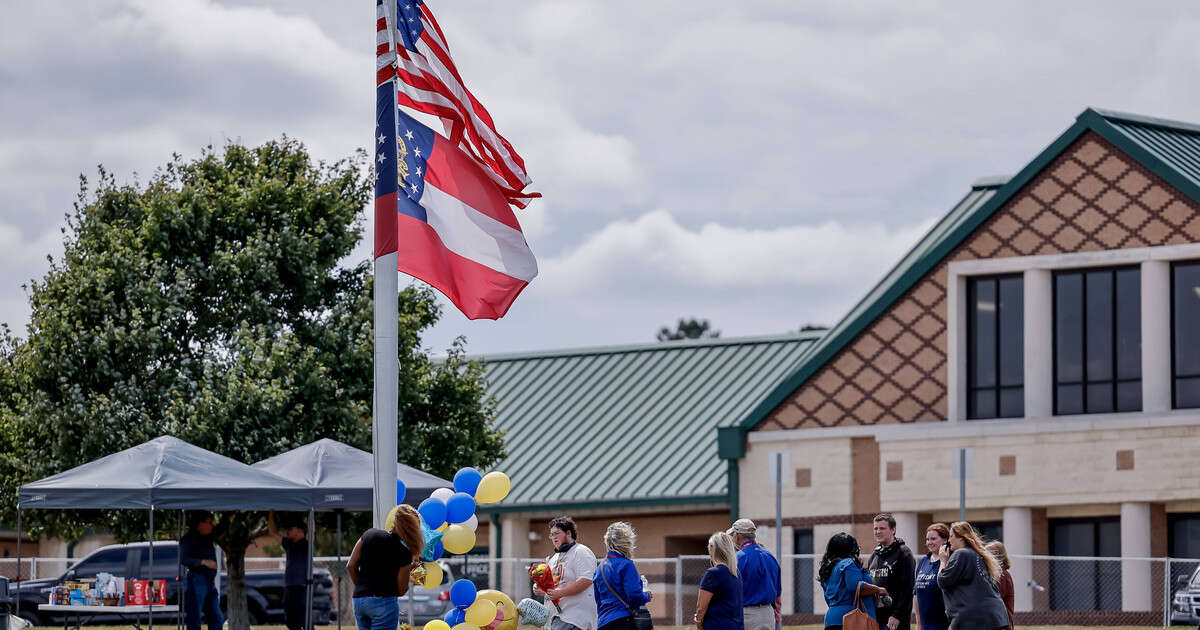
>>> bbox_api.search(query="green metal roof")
[476,333,821,511]
[734,107,1200,435]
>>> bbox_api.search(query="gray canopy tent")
[251,439,452,630]
[16,436,315,630]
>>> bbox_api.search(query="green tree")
[0,140,504,629]
[656,317,720,341]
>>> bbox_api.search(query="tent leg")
[15,507,21,622]
[149,507,155,630]
[178,510,184,630]
[336,511,342,630]
[306,509,315,630]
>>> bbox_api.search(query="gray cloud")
[3,0,1200,354]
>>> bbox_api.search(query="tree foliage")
[0,139,504,629]
[656,317,720,342]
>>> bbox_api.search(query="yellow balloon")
[465,599,497,627]
[437,522,449,533]
[475,471,510,504]
[451,624,480,630]
[420,561,443,589]
[425,621,451,630]
[475,590,517,630]
[384,505,400,531]
[442,523,476,554]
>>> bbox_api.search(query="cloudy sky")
[3,1,1199,356]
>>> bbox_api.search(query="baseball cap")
[727,518,756,536]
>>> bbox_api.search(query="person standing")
[820,532,887,630]
[913,524,950,630]
[984,542,1014,629]
[727,519,780,630]
[867,514,915,630]
[935,522,1008,630]
[695,532,743,630]
[593,522,651,630]
[535,516,598,630]
[180,511,223,630]
[270,511,310,630]
[347,505,423,630]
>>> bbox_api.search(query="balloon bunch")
[416,468,511,556]
[414,467,514,630]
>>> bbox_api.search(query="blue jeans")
[184,572,224,630]
[353,596,398,630]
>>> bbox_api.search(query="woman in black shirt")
[348,505,424,630]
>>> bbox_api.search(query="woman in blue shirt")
[695,531,743,630]
[914,524,950,630]
[594,522,652,630]
[819,532,887,630]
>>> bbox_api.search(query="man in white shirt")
[535,516,597,630]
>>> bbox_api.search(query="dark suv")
[7,541,333,627]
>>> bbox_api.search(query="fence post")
[1163,557,1170,628]
[30,558,36,581]
[675,557,683,627]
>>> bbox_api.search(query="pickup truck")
[6,541,333,627]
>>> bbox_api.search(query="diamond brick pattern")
[758,132,1200,430]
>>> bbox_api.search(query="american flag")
[376,0,538,208]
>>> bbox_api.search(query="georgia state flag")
[375,83,537,320]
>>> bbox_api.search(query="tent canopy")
[19,435,313,510]
[251,438,450,510]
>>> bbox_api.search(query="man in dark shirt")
[866,514,915,630]
[180,512,222,630]
[270,512,310,630]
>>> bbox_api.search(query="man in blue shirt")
[727,519,780,630]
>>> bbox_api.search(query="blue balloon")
[444,608,466,625]
[418,497,447,529]
[453,467,483,496]
[396,478,407,504]
[449,578,477,608]
[419,517,444,562]
[445,492,476,524]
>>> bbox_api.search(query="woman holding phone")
[936,522,1009,630]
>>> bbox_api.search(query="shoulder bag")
[599,559,653,630]
[841,582,874,630]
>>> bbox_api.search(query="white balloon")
[431,487,455,502]
[465,514,479,531]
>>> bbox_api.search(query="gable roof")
[477,332,821,512]
[734,107,1200,435]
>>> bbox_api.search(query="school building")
[481,108,1200,625]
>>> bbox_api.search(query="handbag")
[841,582,874,630]
[599,559,653,630]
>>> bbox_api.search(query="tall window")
[1053,267,1141,415]
[967,275,1023,419]
[1173,261,1200,409]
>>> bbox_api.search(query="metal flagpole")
[15,508,20,623]
[372,0,401,531]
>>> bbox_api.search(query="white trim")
[947,242,1200,276]
[745,407,1200,443]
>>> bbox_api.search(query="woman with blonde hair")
[347,504,423,630]
[985,541,1014,628]
[936,522,1009,630]
[695,531,743,630]
[594,522,652,630]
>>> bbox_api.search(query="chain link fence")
[6,553,1200,626]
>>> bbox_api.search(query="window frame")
[1171,260,1200,409]
[965,273,1024,420]
[1051,265,1142,415]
